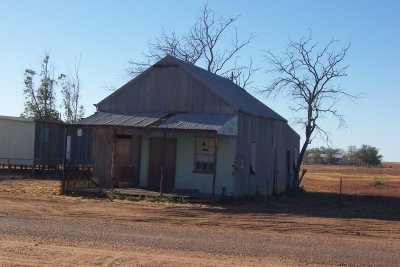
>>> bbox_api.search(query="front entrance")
[112,135,140,188]
[148,138,177,192]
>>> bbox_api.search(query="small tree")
[264,33,359,188]
[22,53,60,120]
[58,58,84,123]
[342,145,358,165]
[128,3,257,88]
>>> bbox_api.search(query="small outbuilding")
[0,115,92,167]
[79,55,300,196]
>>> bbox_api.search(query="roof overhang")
[78,112,238,136]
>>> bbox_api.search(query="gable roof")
[163,56,286,121]
[97,55,286,121]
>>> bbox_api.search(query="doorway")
[148,137,177,192]
[112,135,140,188]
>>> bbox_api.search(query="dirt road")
[0,178,399,266]
[1,212,400,266]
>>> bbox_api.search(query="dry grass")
[301,162,400,196]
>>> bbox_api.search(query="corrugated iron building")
[0,116,92,166]
[0,116,35,165]
[79,55,300,196]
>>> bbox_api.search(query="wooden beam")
[110,129,117,188]
[160,130,166,196]
[61,125,68,194]
[211,135,218,205]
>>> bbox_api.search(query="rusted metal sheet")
[159,114,237,134]
[34,120,65,165]
[235,112,300,196]
[78,112,167,127]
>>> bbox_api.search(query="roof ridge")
[164,55,286,121]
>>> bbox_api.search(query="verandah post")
[211,134,218,205]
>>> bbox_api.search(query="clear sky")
[0,0,399,161]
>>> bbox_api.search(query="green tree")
[342,145,358,164]
[357,145,382,166]
[21,53,60,120]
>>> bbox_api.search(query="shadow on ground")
[203,191,400,221]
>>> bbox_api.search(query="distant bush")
[305,144,383,166]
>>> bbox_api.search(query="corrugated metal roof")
[159,113,235,131]
[0,115,34,122]
[79,112,236,133]
[78,112,167,127]
[163,55,286,121]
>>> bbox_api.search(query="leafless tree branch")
[264,34,359,188]
[126,3,256,89]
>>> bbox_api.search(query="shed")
[0,115,35,165]
[79,55,300,196]
[0,115,92,167]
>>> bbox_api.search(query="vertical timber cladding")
[93,128,114,187]
[236,112,297,196]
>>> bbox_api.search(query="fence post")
[62,126,68,194]
[265,180,268,208]
[339,176,343,209]
[7,158,10,179]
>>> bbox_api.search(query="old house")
[78,55,299,196]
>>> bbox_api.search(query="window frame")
[193,136,216,173]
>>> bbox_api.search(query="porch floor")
[112,188,230,203]
[69,187,233,204]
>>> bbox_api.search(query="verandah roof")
[78,112,237,135]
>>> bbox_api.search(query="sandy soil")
[0,164,399,266]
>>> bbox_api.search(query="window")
[194,137,216,172]
[76,128,83,137]
[41,128,49,143]
[250,142,256,175]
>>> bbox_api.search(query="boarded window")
[41,128,49,143]
[194,137,215,172]
[250,142,256,175]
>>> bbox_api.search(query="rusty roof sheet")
[78,112,167,127]
[79,112,235,132]
[159,113,235,131]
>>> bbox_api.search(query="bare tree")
[264,34,359,188]
[58,57,84,123]
[127,3,257,88]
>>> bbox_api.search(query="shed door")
[148,138,177,192]
[286,150,291,191]
[112,135,140,188]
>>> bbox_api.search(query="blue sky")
[0,0,399,161]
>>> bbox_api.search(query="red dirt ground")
[0,163,399,266]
